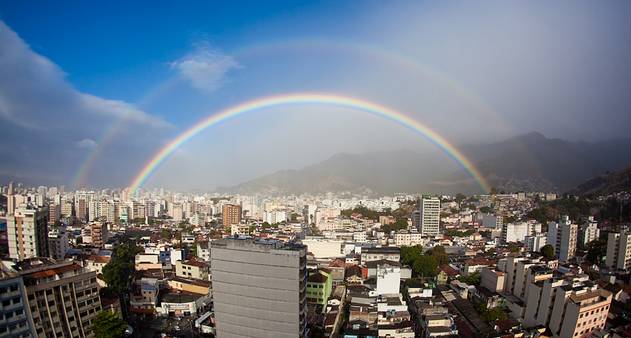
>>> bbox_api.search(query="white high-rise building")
[419,197,440,236]
[553,216,578,262]
[578,216,600,248]
[606,231,631,271]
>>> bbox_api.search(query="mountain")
[570,166,631,196]
[219,132,631,195]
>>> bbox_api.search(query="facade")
[361,247,400,264]
[419,197,440,236]
[221,204,242,228]
[502,222,539,244]
[48,228,69,260]
[0,274,33,337]
[210,238,307,338]
[480,267,505,292]
[558,217,578,262]
[578,216,599,248]
[7,205,49,260]
[550,285,612,338]
[89,222,108,248]
[606,231,631,271]
[525,234,547,252]
[1,258,102,338]
[548,216,578,261]
[175,259,210,281]
[306,269,332,305]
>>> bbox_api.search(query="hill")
[219,132,631,195]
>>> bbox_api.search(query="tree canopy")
[539,244,555,259]
[92,311,127,338]
[102,242,141,295]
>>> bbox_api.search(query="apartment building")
[210,238,307,338]
[175,259,209,281]
[221,204,242,228]
[7,205,49,260]
[606,231,631,271]
[419,197,440,236]
[90,222,108,248]
[1,258,102,338]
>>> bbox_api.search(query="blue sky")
[1,1,630,190]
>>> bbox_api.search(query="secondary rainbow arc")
[128,93,491,194]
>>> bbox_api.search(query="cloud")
[76,138,98,149]
[170,41,240,93]
[0,20,170,130]
[0,20,172,186]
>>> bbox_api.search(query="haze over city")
[1,1,631,191]
[3,2,631,338]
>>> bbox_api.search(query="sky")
[0,1,630,190]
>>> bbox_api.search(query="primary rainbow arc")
[128,93,491,194]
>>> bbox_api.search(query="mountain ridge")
[219,132,631,195]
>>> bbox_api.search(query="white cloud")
[0,20,170,130]
[170,42,240,93]
[76,138,98,149]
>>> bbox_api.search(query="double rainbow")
[128,93,491,194]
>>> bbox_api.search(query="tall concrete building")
[48,227,69,260]
[7,205,49,260]
[6,181,15,215]
[221,204,242,228]
[521,273,612,338]
[606,231,631,271]
[547,216,577,261]
[418,197,440,237]
[90,222,109,248]
[0,258,102,338]
[211,238,307,338]
[578,216,600,248]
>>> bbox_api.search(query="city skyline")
[1,2,631,190]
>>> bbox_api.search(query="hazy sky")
[0,1,630,190]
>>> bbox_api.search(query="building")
[578,216,600,248]
[90,222,109,248]
[175,259,209,281]
[376,264,401,295]
[547,216,578,261]
[306,269,332,305]
[210,238,307,338]
[525,234,547,252]
[480,267,505,293]
[221,204,242,228]
[2,258,102,337]
[360,247,400,264]
[48,227,69,260]
[606,231,631,271]
[7,205,49,260]
[0,273,33,337]
[557,216,578,262]
[549,283,612,338]
[502,222,540,244]
[419,197,440,236]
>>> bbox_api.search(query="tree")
[586,239,607,264]
[540,244,555,259]
[428,245,449,266]
[102,243,141,295]
[479,206,492,214]
[160,229,171,240]
[382,218,408,233]
[413,255,438,277]
[458,272,481,286]
[92,311,127,338]
[476,304,507,323]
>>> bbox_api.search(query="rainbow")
[128,93,491,194]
